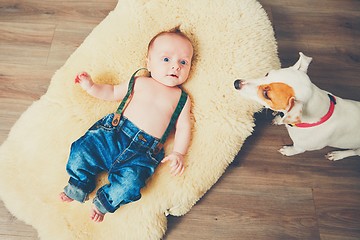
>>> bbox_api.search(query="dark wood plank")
[166,183,319,240]
[314,188,360,240]
[0,1,116,24]
[0,22,54,66]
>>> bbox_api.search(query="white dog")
[234,52,360,161]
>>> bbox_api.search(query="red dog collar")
[290,94,336,128]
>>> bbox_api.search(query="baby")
[59,28,193,222]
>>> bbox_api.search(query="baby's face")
[147,33,193,87]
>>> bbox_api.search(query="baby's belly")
[123,111,172,139]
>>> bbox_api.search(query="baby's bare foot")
[90,205,105,223]
[59,192,74,202]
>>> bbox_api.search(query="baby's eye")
[163,57,169,62]
[180,60,187,65]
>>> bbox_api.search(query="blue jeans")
[64,114,164,214]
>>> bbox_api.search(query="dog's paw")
[326,150,355,161]
[272,116,283,125]
[326,151,344,161]
[279,146,305,156]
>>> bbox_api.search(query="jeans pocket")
[147,150,163,165]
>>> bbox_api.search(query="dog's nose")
[234,79,243,90]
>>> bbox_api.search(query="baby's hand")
[161,152,185,176]
[75,72,93,91]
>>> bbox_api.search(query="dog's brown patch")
[258,82,295,111]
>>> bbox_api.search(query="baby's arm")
[161,96,192,176]
[75,72,128,101]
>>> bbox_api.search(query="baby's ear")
[283,97,303,124]
[146,57,151,72]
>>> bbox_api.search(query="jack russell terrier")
[234,52,360,161]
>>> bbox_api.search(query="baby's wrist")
[171,151,184,158]
[84,82,94,92]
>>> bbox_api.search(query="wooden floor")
[0,0,359,239]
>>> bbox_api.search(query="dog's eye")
[263,89,271,100]
[265,72,269,77]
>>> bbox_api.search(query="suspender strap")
[159,89,188,144]
[116,68,147,114]
[112,68,147,126]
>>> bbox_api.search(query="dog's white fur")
[234,52,360,160]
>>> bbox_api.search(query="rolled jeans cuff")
[64,184,88,203]
[93,197,109,215]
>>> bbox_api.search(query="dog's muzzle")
[234,79,243,90]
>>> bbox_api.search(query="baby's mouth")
[168,74,178,78]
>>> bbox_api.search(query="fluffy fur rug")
[0,0,279,239]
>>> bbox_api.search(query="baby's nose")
[172,63,180,70]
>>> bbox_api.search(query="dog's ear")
[286,97,295,112]
[283,97,303,124]
[292,52,313,73]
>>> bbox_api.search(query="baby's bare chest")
[123,90,180,137]
[132,90,178,114]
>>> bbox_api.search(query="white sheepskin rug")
[0,0,279,239]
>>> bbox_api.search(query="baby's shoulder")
[134,76,151,88]
[134,76,149,82]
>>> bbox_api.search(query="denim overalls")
[63,69,188,214]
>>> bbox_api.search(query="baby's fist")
[161,152,185,176]
[74,72,93,91]
[75,72,89,83]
